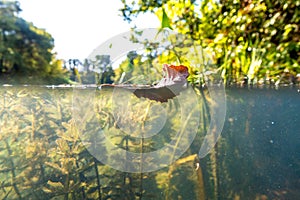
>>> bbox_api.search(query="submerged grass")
[0,86,209,200]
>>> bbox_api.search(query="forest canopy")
[1,0,299,85]
[120,0,300,85]
[0,1,68,84]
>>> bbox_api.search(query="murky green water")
[203,87,300,199]
[0,86,299,199]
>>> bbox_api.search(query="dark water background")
[201,87,300,200]
[0,86,299,199]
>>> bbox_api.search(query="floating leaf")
[100,64,189,102]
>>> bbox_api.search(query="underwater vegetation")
[0,86,207,200]
[0,86,299,199]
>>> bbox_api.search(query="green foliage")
[66,56,115,85]
[113,51,162,84]
[112,31,215,87]
[120,0,300,85]
[159,8,173,30]
[89,55,115,84]
[0,1,69,84]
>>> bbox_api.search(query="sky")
[18,0,160,60]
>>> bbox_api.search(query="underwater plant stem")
[31,110,35,141]
[139,102,152,199]
[75,161,86,199]
[199,87,219,199]
[195,160,206,200]
[4,140,22,199]
[2,93,21,199]
[139,137,144,200]
[166,109,195,199]
[166,154,206,200]
[199,87,210,124]
[123,136,134,198]
[166,165,173,200]
[210,148,218,200]
[64,173,70,200]
[170,108,194,164]
[93,158,102,200]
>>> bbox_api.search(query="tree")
[90,55,113,84]
[120,0,300,85]
[113,51,162,85]
[0,0,68,84]
[83,55,115,84]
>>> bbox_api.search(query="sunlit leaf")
[47,180,64,189]
[161,8,172,29]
